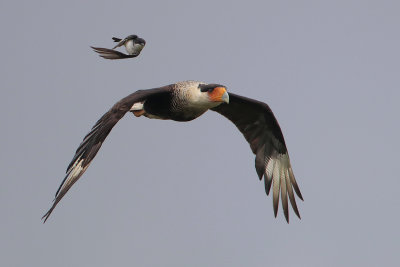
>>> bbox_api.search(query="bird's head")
[126,34,138,40]
[174,81,229,111]
[129,36,146,56]
[198,83,229,104]
[127,35,146,46]
[136,38,146,46]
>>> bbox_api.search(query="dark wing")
[111,37,125,49]
[91,46,136,60]
[211,93,303,223]
[112,37,122,42]
[42,87,171,222]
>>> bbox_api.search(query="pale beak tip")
[222,91,229,104]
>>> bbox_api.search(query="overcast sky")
[1,0,399,266]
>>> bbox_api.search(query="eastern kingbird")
[91,34,146,60]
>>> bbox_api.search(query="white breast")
[125,40,144,55]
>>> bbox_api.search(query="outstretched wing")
[211,93,303,223]
[91,46,136,60]
[42,87,171,222]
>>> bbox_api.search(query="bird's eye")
[199,84,215,92]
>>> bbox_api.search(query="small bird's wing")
[112,37,125,49]
[112,37,122,42]
[211,93,303,223]
[91,46,137,60]
[42,87,171,222]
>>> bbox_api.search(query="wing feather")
[272,161,281,217]
[280,167,289,222]
[286,169,301,219]
[91,46,136,60]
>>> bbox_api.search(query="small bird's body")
[112,35,146,55]
[42,81,303,223]
[91,34,146,60]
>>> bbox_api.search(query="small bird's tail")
[112,37,122,42]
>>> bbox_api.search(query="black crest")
[198,83,225,92]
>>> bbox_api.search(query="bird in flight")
[42,81,303,223]
[91,34,146,60]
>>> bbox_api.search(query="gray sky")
[1,0,399,266]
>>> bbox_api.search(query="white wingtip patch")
[268,153,291,184]
[69,159,84,178]
[265,157,275,180]
[57,158,84,197]
[272,158,281,189]
[265,152,300,220]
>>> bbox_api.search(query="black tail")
[112,37,122,42]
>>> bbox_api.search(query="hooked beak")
[221,91,229,104]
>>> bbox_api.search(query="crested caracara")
[42,81,303,223]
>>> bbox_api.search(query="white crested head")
[173,81,229,110]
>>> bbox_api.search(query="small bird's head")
[126,35,146,46]
[198,83,229,104]
[126,34,138,40]
[135,37,146,46]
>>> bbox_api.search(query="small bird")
[91,34,146,60]
[42,81,303,223]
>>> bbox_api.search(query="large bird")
[42,81,303,223]
[91,34,146,60]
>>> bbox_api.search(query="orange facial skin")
[208,86,228,102]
